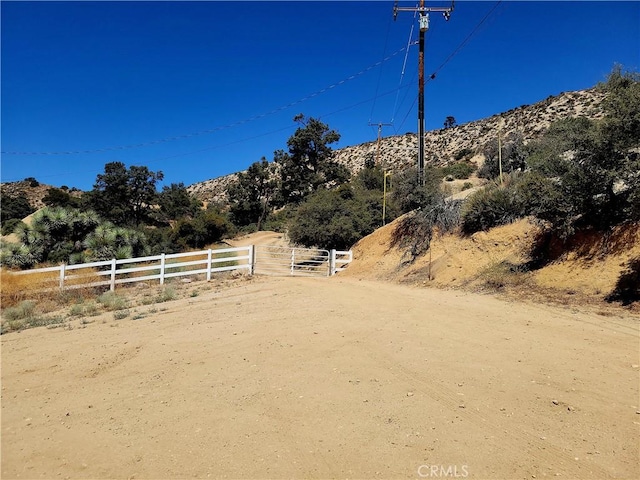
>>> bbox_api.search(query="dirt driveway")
[2,276,638,479]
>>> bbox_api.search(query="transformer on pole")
[394,1,454,186]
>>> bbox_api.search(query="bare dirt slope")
[2,275,638,479]
[345,218,640,308]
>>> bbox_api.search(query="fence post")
[160,253,166,285]
[329,249,336,276]
[290,249,295,275]
[59,263,66,290]
[206,249,212,281]
[110,258,116,291]
[248,245,255,275]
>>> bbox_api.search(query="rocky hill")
[2,88,606,208]
[0,180,56,210]
[188,87,606,204]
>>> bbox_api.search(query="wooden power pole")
[394,1,454,185]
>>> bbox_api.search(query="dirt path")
[2,276,638,479]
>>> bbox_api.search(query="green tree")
[479,133,527,180]
[42,187,78,208]
[84,162,164,226]
[444,116,457,129]
[0,207,103,267]
[524,67,640,234]
[0,192,34,223]
[288,184,373,251]
[227,158,278,230]
[391,166,443,214]
[169,205,234,250]
[276,115,349,205]
[84,223,148,261]
[157,182,202,221]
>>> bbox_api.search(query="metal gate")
[253,245,330,277]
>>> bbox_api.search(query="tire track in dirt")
[367,348,616,479]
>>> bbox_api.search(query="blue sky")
[1,1,638,191]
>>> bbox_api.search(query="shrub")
[478,135,526,180]
[0,193,34,223]
[97,291,128,311]
[288,184,375,250]
[156,286,177,303]
[391,167,443,214]
[1,219,24,236]
[391,199,462,263]
[461,181,522,235]
[454,148,474,161]
[440,162,475,180]
[3,300,37,321]
[113,310,130,320]
[477,261,530,290]
[1,300,65,333]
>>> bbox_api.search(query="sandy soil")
[2,275,638,479]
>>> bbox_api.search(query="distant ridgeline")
[188,88,605,204]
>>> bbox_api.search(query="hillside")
[1,88,606,208]
[342,215,640,312]
[188,88,605,203]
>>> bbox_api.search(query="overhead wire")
[389,8,418,124]
[368,9,394,124]
[4,0,504,167]
[2,44,409,156]
[394,0,504,133]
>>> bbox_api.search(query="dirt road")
[2,276,638,479]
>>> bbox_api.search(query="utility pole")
[394,0,454,186]
[382,170,393,225]
[498,118,505,186]
[369,122,394,167]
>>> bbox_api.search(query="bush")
[391,199,462,263]
[461,181,522,234]
[97,291,128,311]
[0,193,34,223]
[1,219,24,236]
[156,286,177,303]
[478,135,526,180]
[392,167,443,214]
[24,177,40,187]
[454,148,474,161]
[3,300,37,321]
[288,185,374,250]
[440,162,475,180]
[1,300,65,333]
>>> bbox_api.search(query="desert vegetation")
[1,66,638,309]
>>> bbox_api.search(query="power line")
[2,45,409,157]
[428,0,503,80]
[395,0,504,133]
[368,8,394,123]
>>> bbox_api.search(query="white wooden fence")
[9,245,352,291]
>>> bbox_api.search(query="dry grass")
[1,267,104,308]
[1,268,59,307]
[1,269,250,334]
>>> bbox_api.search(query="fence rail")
[254,245,330,277]
[7,244,352,291]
